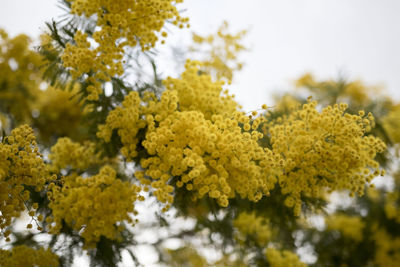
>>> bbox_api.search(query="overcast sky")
[1,0,400,110]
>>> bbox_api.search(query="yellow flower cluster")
[163,60,239,119]
[384,191,400,223]
[49,137,103,172]
[265,248,307,267]
[166,246,248,267]
[0,245,59,267]
[0,125,49,238]
[325,214,365,242]
[69,0,187,50]
[99,61,386,215]
[140,108,279,209]
[34,85,83,142]
[99,62,280,209]
[343,81,374,105]
[373,228,400,267]
[295,73,384,107]
[48,166,142,248]
[214,255,248,267]
[269,101,386,215]
[295,73,317,89]
[63,0,188,100]
[0,29,42,124]
[273,94,301,114]
[382,104,400,144]
[0,28,84,140]
[366,186,381,202]
[233,212,271,246]
[97,91,147,160]
[61,32,104,100]
[190,21,247,81]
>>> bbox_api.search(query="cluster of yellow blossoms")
[98,61,386,214]
[163,60,239,118]
[97,91,146,160]
[62,0,188,100]
[97,62,274,209]
[384,191,400,223]
[273,94,301,114]
[269,101,386,215]
[49,137,103,172]
[325,214,365,242]
[190,22,247,81]
[382,104,400,144]
[0,245,59,267]
[48,166,142,248]
[0,125,50,238]
[140,107,279,208]
[233,212,272,246]
[0,29,84,142]
[265,248,307,267]
[0,29,42,125]
[373,228,400,267]
[295,73,380,106]
[33,85,83,142]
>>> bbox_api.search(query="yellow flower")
[0,125,50,237]
[49,137,104,171]
[0,245,59,267]
[265,248,307,267]
[48,166,142,248]
[190,21,247,81]
[62,0,188,101]
[233,212,271,246]
[373,229,400,267]
[325,214,365,242]
[269,100,385,215]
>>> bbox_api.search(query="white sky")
[1,0,400,110]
